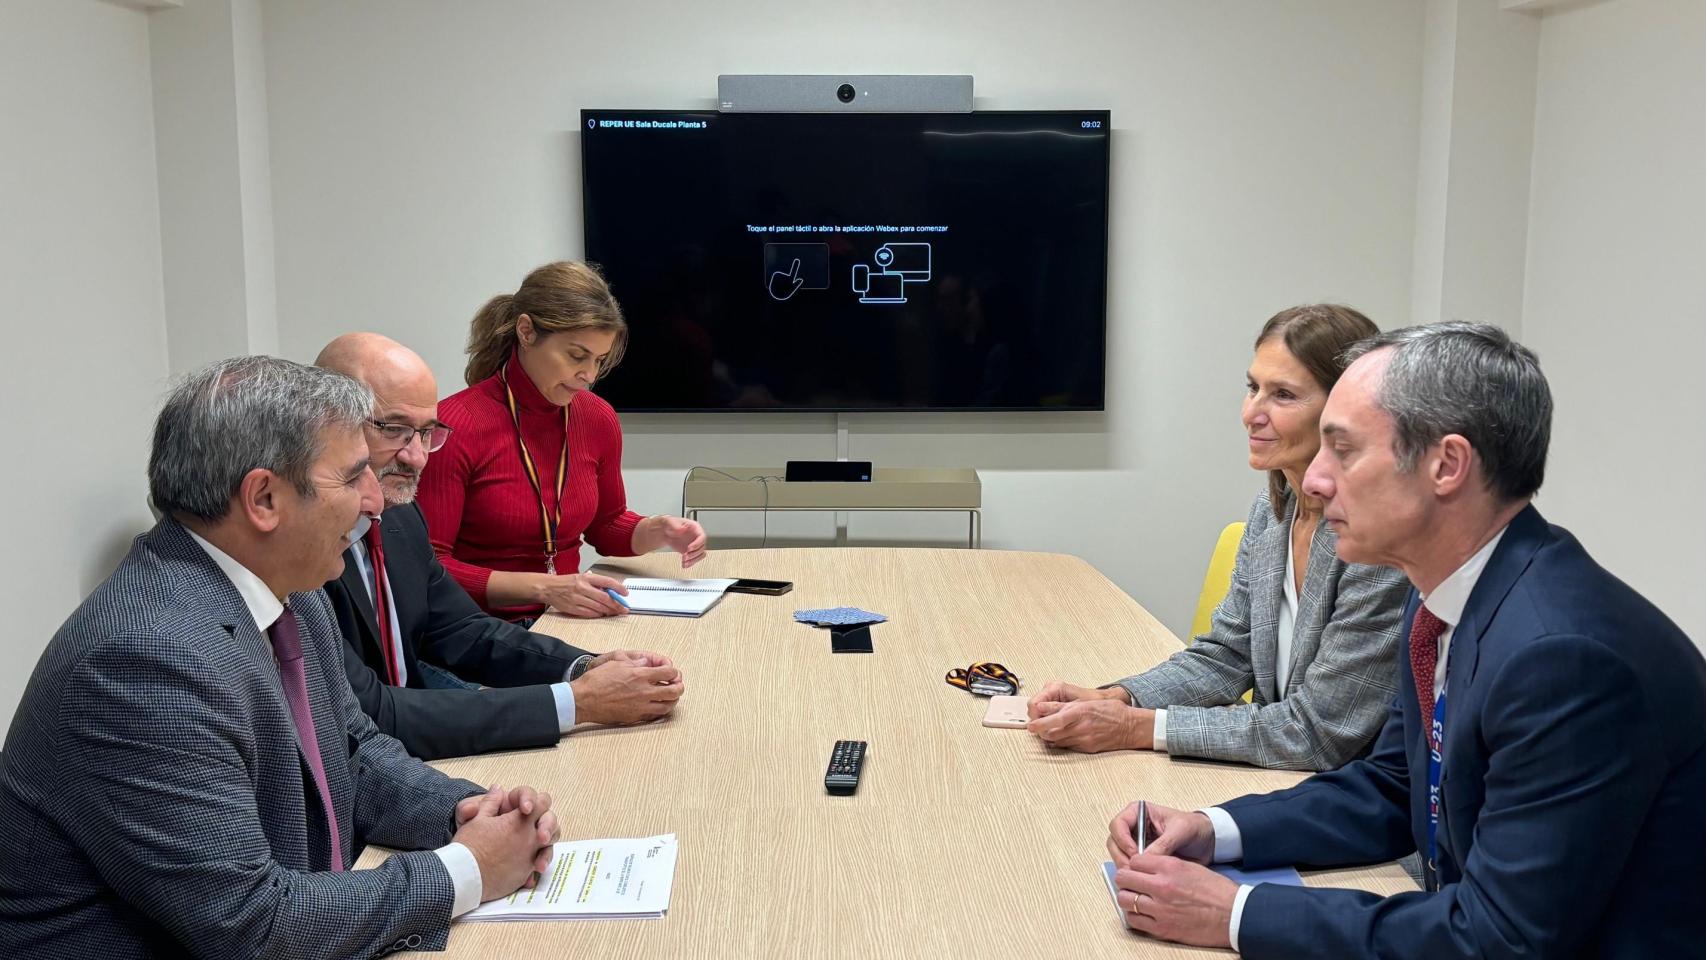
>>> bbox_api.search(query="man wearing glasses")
[314,334,684,761]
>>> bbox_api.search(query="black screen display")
[580,110,1109,411]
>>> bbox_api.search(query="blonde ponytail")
[462,262,628,386]
[464,294,520,386]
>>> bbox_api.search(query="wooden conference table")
[362,548,1412,958]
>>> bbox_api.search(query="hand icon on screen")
[768,259,804,301]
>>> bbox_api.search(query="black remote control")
[825,740,867,795]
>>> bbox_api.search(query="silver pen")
[1133,799,1148,854]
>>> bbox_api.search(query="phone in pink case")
[981,695,1031,729]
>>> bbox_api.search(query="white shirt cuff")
[1229,882,1254,953]
[551,681,576,733]
[1152,708,1168,752]
[1201,806,1244,863]
[434,841,483,918]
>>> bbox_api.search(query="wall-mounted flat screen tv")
[581,109,1109,411]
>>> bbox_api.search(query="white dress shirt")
[1205,527,1508,951]
[1276,534,1299,694]
[1151,521,1301,754]
[185,529,484,917]
[347,539,409,687]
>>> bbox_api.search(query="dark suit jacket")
[0,518,483,959]
[1220,505,1706,958]
[324,502,595,760]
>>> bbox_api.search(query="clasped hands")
[451,784,560,903]
[1024,680,1155,752]
[570,649,683,726]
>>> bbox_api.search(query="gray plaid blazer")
[1108,488,1409,771]
[0,518,484,958]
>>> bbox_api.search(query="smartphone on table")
[981,695,1031,729]
[728,578,793,595]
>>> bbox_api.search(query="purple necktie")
[267,606,345,872]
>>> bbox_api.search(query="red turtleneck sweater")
[417,351,644,618]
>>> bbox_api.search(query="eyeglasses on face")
[366,419,452,453]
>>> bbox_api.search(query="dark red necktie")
[363,522,400,686]
[1409,604,1447,736]
[267,607,345,871]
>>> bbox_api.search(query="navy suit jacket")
[324,503,595,760]
[1221,506,1706,958]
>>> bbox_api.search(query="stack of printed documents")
[465,834,679,922]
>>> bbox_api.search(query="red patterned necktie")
[1409,604,1447,736]
[363,521,401,686]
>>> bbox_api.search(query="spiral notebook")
[617,577,738,617]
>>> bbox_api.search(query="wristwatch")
[567,654,594,682]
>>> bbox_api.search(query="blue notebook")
[1102,860,1302,928]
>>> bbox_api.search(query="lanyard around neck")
[500,361,569,567]
[1426,672,1449,889]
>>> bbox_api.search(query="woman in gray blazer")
[1027,305,1410,771]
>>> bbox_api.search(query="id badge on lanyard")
[501,363,569,574]
[1426,684,1448,888]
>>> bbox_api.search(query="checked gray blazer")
[1108,488,1410,771]
[0,518,485,959]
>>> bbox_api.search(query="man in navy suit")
[1107,322,1706,957]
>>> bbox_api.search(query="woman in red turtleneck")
[417,261,707,620]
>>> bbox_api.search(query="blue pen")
[605,587,631,609]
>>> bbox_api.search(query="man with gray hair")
[0,357,561,958]
[1106,322,1706,957]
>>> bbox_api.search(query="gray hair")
[1345,321,1552,502]
[148,356,375,521]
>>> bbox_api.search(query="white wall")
[151,0,279,374]
[0,0,172,730]
[1411,0,1539,336]
[259,0,1426,638]
[1522,0,1706,644]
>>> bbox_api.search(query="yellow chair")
[1192,520,1250,702]
[1191,521,1245,639]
